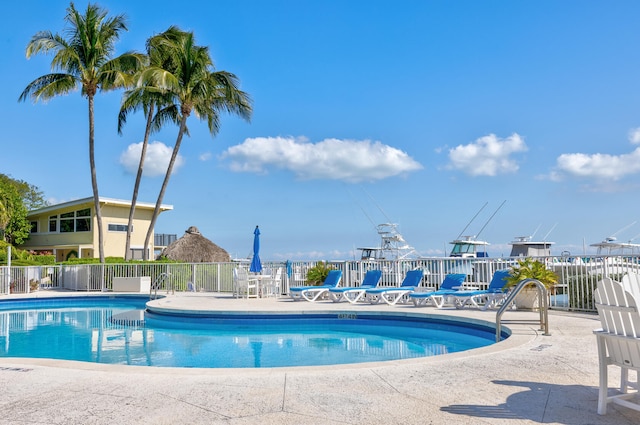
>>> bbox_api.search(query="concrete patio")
[0,292,639,424]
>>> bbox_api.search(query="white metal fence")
[2,254,639,313]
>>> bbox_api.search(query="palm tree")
[138,29,252,260]
[118,27,185,260]
[18,2,143,262]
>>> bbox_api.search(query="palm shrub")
[306,262,334,286]
[505,258,558,290]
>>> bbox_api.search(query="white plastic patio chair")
[234,268,258,299]
[593,276,640,415]
[263,267,282,297]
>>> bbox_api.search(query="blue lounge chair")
[328,270,382,303]
[364,270,424,305]
[289,270,342,302]
[409,274,467,307]
[450,269,511,310]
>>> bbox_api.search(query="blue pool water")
[0,296,504,368]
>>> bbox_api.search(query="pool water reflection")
[0,297,502,368]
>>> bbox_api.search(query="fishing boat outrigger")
[357,223,418,261]
[449,201,505,258]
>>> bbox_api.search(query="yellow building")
[20,197,173,261]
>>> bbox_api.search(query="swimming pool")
[0,296,507,368]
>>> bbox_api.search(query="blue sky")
[4,0,640,260]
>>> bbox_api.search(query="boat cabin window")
[451,243,475,255]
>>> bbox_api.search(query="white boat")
[509,224,556,257]
[509,236,554,257]
[449,236,490,258]
[448,201,505,258]
[590,222,640,255]
[590,237,640,255]
[357,223,417,261]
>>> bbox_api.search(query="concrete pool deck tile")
[1,291,640,424]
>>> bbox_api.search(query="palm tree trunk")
[124,103,155,260]
[88,94,105,263]
[143,114,189,260]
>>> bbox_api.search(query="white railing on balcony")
[2,254,640,313]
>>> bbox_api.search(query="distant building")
[19,197,173,261]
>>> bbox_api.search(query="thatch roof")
[159,226,231,263]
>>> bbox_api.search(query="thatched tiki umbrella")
[160,226,231,263]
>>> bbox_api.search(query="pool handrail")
[495,278,550,342]
[150,272,171,299]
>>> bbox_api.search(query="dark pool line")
[144,309,511,341]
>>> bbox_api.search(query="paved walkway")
[0,292,639,424]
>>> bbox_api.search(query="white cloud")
[199,152,213,161]
[554,148,640,181]
[629,128,640,144]
[220,136,422,182]
[446,133,527,176]
[119,141,185,177]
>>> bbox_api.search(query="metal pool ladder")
[150,272,172,300]
[495,278,550,342]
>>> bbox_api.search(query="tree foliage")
[19,2,144,263]
[0,174,45,245]
[133,27,252,259]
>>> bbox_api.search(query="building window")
[75,208,90,232]
[108,224,131,232]
[60,212,74,233]
[129,248,145,260]
[30,221,38,233]
[60,208,91,233]
[49,215,57,232]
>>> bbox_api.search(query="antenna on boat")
[609,221,637,240]
[345,186,378,230]
[627,231,640,243]
[475,200,506,239]
[456,202,488,239]
[530,224,542,240]
[361,186,393,223]
[543,223,558,241]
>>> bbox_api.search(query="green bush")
[566,273,625,311]
[0,241,55,265]
[306,261,334,286]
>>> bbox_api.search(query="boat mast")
[475,200,506,240]
[456,202,488,240]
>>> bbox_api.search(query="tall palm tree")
[18,2,143,262]
[138,29,252,260]
[118,27,185,260]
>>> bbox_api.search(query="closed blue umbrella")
[285,260,292,278]
[250,226,262,273]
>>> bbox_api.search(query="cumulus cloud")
[220,136,422,182]
[446,133,527,176]
[629,128,640,144]
[199,152,213,161]
[553,148,640,181]
[119,141,185,177]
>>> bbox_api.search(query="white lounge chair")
[450,269,511,310]
[593,276,640,415]
[364,270,424,305]
[328,270,382,303]
[409,273,466,307]
[289,270,342,302]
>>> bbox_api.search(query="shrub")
[306,261,334,286]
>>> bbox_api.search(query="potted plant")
[305,261,334,286]
[505,258,558,310]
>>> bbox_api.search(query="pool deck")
[1,291,639,425]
